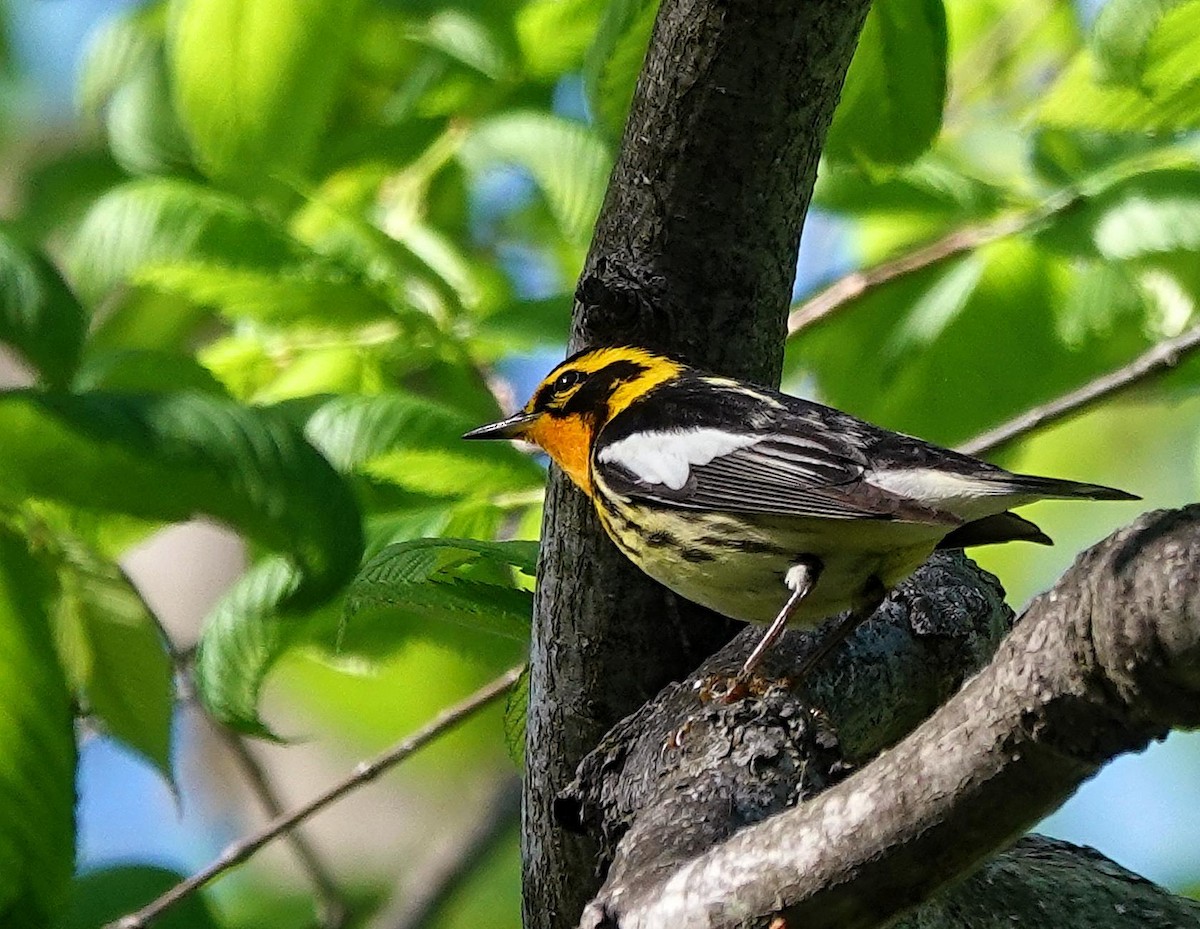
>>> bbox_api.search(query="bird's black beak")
[462,411,539,440]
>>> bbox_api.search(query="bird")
[463,345,1138,686]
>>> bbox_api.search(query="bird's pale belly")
[596,498,942,627]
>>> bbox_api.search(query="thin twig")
[786,192,1078,335]
[109,665,525,929]
[959,323,1200,457]
[379,776,522,929]
[210,723,350,928]
[165,619,349,925]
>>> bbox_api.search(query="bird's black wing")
[594,379,961,525]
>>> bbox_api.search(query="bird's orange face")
[463,346,683,493]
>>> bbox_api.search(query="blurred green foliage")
[0,0,1195,925]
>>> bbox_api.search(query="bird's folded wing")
[595,430,961,525]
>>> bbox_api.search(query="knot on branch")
[573,257,670,349]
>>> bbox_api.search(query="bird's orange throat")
[527,415,594,493]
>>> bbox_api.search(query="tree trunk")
[522,1,872,926]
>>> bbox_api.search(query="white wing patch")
[597,428,762,491]
[867,467,1025,519]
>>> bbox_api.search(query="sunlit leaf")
[0,526,75,926]
[1037,168,1200,260]
[168,0,367,184]
[0,391,363,608]
[67,178,296,307]
[460,112,612,242]
[0,230,87,388]
[1091,0,1189,85]
[53,542,174,780]
[77,4,164,120]
[824,0,948,166]
[417,11,510,79]
[1040,4,1200,132]
[517,0,606,79]
[88,12,192,177]
[300,393,543,494]
[787,240,1153,444]
[136,261,395,327]
[583,0,658,138]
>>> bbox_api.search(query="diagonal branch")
[109,666,523,929]
[577,508,1200,929]
[786,193,1077,335]
[959,322,1200,456]
[208,723,349,928]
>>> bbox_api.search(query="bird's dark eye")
[553,369,584,393]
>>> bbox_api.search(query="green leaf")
[135,261,395,327]
[0,391,363,608]
[1091,0,1189,86]
[460,112,612,243]
[504,664,528,768]
[343,537,537,646]
[168,0,367,184]
[1037,168,1200,260]
[813,157,1003,220]
[516,0,606,79]
[195,529,526,734]
[60,866,220,929]
[824,0,948,167]
[0,526,75,926]
[583,0,658,138]
[0,230,87,388]
[1039,4,1200,133]
[53,542,174,780]
[417,11,510,80]
[787,240,1154,444]
[67,178,296,308]
[300,393,543,494]
[77,5,164,120]
[194,557,320,736]
[104,43,195,177]
[475,296,572,354]
[74,348,229,395]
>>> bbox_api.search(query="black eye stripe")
[531,359,651,415]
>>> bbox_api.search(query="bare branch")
[579,508,1200,928]
[109,666,524,929]
[960,323,1200,456]
[786,193,1076,335]
[209,723,349,928]
[162,614,350,927]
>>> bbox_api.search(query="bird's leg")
[791,576,887,685]
[735,558,823,684]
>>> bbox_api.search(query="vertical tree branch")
[525,2,873,926]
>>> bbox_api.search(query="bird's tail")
[1005,473,1140,502]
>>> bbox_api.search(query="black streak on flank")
[681,548,716,563]
[645,530,678,548]
[696,535,790,556]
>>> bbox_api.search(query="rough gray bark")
[523,1,872,927]
[572,507,1200,929]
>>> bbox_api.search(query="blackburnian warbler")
[465,346,1137,682]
